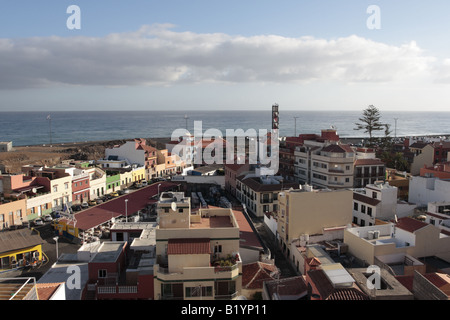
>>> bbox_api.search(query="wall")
[0,199,27,229]
[408,176,450,206]
[413,271,448,300]
[105,141,145,166]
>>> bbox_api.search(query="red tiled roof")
[36,283,63,300]
[321,144,354,153]
[242,262,278,290]
[354,158,385,166]
[395,217,429,233]
[60,181,179,230]
[167,238,211,255]
[327,287,369,301]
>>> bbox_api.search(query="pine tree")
[354,105,384,146]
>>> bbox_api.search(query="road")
[252,218,297,278]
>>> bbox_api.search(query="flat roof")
[91,242,125,263]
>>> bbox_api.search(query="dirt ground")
[0,138,170,173]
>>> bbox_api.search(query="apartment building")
[154,191,242,300]
[236,168,298,218]
[277,186,353,261]
[294,130,355,189]
[352,181,415,226]
[0,172,53,222]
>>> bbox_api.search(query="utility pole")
[47,115,52,146]
[293,116,299,136]
[394,118,398,139]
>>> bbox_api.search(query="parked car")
[50,211,61,219]
[71,205,82,212]
[123,189,130,194]
[142,180,148,186]
[117,190,124,196]
[95,198,103,204]
[34,218,44,226]
[43,215,53,222]
[81,202,89,209]
[110,192,119,198]
[88,200,97,206]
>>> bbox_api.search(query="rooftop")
[90,241,125,263]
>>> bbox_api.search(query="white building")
[408,176,450,207]
[426,201,450,235]
[352,181,416,226]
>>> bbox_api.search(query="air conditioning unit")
[368,231,374,240]
[373,230,380,239]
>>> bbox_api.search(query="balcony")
[156,253,242,281]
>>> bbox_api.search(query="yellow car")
[110,192,120,198]
[88,200,97,206]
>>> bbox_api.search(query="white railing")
[97,285,138,294]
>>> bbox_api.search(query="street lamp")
[53,236,59,260]
[125,199,129,223]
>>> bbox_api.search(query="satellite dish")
[111,217,116,223]
[32,188,37,193]
[171,202,177,211]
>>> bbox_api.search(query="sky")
[1,0,450,112]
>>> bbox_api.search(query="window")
[361,205,366,214]
[367,207,373,217]
[214,245,222,254]
[178,208,183,213]
[53,186,58,192]
[98,269,107,278]
[185,286,212,298]
[354,202,358,211]
[372,192,377,199]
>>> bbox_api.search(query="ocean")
[1,110,449,146]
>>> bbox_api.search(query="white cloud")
[0,24,441,90]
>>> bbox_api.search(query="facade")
[85,167,106,200]
[352,181,415,226]
[0,141,12,152]
[224,162,252,197]
[426,201,450,235]
[72,169,90,204]
[408,176,450,207]
[277,186,353,260]
[294,130,355,189]
[154,192,243,300]
[0,198,27,230]
[236,169,298,218]
[353,158,386,188]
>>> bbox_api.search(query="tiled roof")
[308,269,368,300]
[321,144,354,153]
[167,238,211,255]
[242,262,278,290]
[326,287,369,300]
[0,229,45,254]
[354,158,385,166]
[395,217,429,233]
[36,283,64,300]
[264,276,308,299]
[353,192,381,206]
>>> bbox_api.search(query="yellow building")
[131,166,145,183]
[0,229,45,272]
[277,186,353,260]
[154,192,242,300]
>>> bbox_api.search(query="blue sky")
[1,0,450,111]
